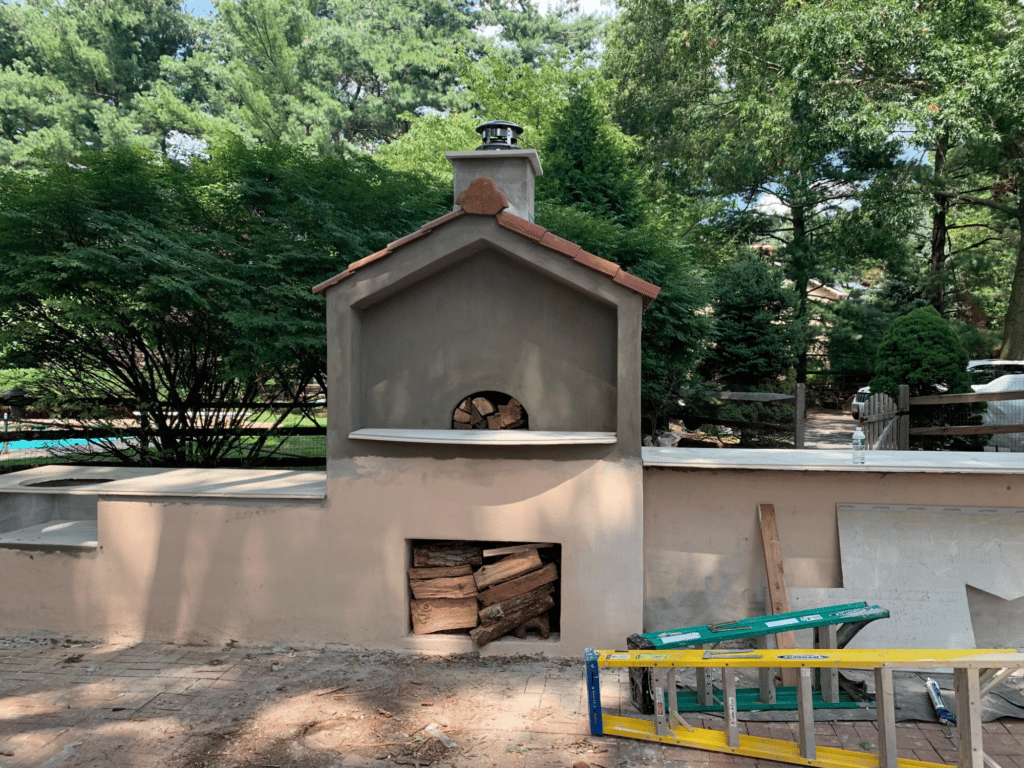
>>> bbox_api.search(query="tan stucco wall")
[0,456,644,653]
[326,455,644,655]
[642,466,1022,634]
[359,250,618,432]
[0,497,325,644]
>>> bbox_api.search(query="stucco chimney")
[446,121,543,222]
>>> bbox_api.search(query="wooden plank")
[793,383,804,449]
[757,504,798,687]
[410,598,478,634]
[955,667,984,768]
[412,543,483,568]
[718,392,795,402]
[481,543,554,558]
[474,548,543,590]
[409,574,478,599]
[477,562,558,606]
[911,390,1024,406]
[469,594,554,646]
[408,564,473,580]
[816,624,839,703]
[722,668,739,748]
[875,666,898,768]
[796,668,816,760]
[911,423,1024,437]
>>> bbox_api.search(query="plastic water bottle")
[852,426,866,464]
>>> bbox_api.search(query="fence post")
[898,385,910,450]
[794,383,805,449]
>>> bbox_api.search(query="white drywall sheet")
[791,504,1024,650]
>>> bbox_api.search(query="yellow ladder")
[585,647,1024,768]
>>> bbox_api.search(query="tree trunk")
[929,136,950,311]
[1000,207,1024,359]
[790,204,810,384]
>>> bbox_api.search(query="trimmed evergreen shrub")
[870,306,985,450]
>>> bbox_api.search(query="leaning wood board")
[757,503,797,686]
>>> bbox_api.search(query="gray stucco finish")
[359,249,617,432]
[323,215,645,461]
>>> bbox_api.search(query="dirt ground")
[1,636,640,768]
[5,635,1022,767]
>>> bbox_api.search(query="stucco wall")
[359,250,618,432]
[642,466,1022,635]
[0,491,96,534]
[0,496,324,644]
[326,455,644,655]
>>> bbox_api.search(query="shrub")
[870,306,985,450]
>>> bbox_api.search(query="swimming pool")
[2,438,90,452]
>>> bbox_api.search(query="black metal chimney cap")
[475,120,523,151]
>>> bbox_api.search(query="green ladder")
[627,602,890,714]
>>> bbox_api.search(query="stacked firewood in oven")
[452,395,526,430]
[408,542,557,646]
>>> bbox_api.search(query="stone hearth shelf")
[348,429,616,445]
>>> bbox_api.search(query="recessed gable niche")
[358,249,617,432]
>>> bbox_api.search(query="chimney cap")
[476,120,523,151]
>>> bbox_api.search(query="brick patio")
[1,637,1021,767]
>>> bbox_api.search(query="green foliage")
[0,141,449,466]
[534,201,711,432]
[822,297,895,379]
[871,307,972,398]
[537,84,644,227]
[0,0,199,166]
[870,306,984,450]
[702,253,796,389]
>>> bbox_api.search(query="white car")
[967,359,1024,386]
[972,373,1024,452]
[850,386,871,420]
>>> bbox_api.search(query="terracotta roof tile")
[347,248,390,273]
[456,176,509,215]
[386,228,431,251]
[538,231,583,260]
[420,209,464,232]
[313,180,661,310]
[311,269,354,296]
[495,212,547,242]
[613,270,661,309]
[573,249,621,278]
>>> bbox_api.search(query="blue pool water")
[3,438,90,451]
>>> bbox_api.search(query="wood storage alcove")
[408,539,560,647]
[451,392,528,430]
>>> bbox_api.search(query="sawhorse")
[628,602,890,713]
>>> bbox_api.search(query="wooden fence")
[859,384,1024,450]
[682,384,806,448]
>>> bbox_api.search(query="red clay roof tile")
[455,176,509,215]
[612,270,661,309]
[386,228,430,251]
[311,269,354,295]
[573,249,621,278]
[494,212,547,242]
[346,249,389,272]
[420,209,464,232]
[313,178,661,309]
[538,231,583,259]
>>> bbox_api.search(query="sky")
[184,0,614,18]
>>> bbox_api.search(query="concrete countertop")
[0,465,326,500]
[642,447,1023,474]
[349,428,617,445]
